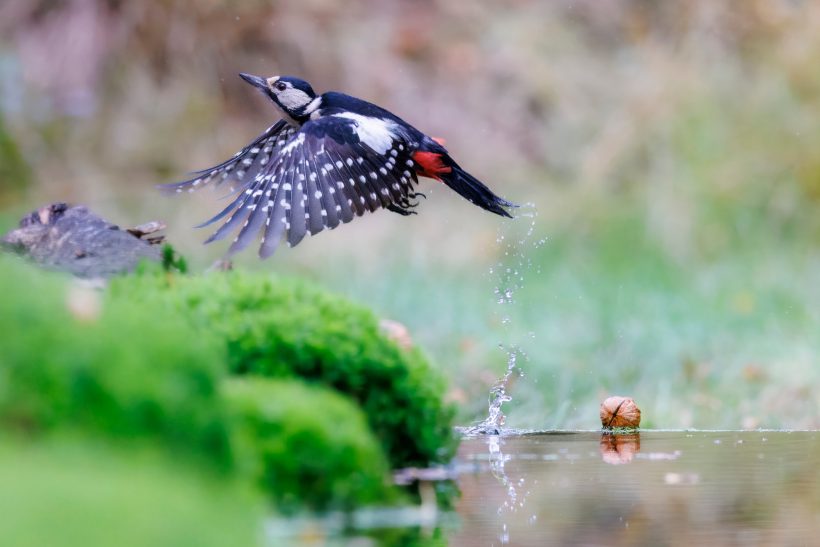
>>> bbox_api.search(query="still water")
[452,431,820,546]
[272,430,820,546]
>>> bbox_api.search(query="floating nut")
[600,396,641,429]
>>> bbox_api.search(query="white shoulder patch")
[333,112,397,154]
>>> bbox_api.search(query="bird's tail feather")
[440,165,517,218]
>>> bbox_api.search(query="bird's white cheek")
[278,89,311,110]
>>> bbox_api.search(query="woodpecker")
[161,73,517,258]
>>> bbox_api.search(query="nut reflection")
[599,433,641,465]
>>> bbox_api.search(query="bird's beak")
[239,72,269,91]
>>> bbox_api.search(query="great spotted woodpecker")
[161,73,517,258]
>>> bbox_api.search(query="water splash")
[466,203,541,435]
[460,203,543,545]
[476,346,519,433]
[484,435,534,545]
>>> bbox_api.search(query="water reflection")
[270,431,819,545]
[599,432,641,465]
[454,431,820,546]
[485,435,534,544]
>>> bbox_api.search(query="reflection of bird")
[161,73,517,258]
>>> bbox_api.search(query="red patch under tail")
[412,151,452,180]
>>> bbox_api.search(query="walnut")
[600,396,641,429]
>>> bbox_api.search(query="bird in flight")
[161,73,517,258]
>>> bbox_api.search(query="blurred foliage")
[0,113,30,205]
[0,438,263,547]
[225,377,395,513]
[161,242,188,273]
[0,255,232,469]
[0,255,459,526]
[366,528,450,547]
[362,207,820,430]
[113,268,457,468]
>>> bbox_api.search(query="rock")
[1,203,162,278]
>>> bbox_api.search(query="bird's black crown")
[274,76,315,97]
[240,72,319,121]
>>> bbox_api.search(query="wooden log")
[1,203,163,278]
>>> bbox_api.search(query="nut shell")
[600,396,641,429]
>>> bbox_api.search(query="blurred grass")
[2,0,820,430]
[0,437,262,547]
[303,202,820,430]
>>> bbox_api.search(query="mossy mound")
[0,255,406,513]
[0,256,232,468]
[114,269,457,468]
[225,378,394,513]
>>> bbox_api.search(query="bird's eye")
[275,82,287,91]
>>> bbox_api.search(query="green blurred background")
[2,0,820,430]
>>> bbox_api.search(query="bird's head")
[239,73,319,122]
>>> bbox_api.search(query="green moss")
[224,377,395,513]
[0,255,232,469]
[366,528,450,547]
[161,243,188,273]
[113,269,457,468]
[0,255,439,512]
[0,438,263,547]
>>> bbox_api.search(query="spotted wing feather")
[304,139,341,229]
[196,115,420,258]
[286,152,308,248]
[158,120,292,194]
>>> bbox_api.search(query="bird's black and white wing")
[197,115,421,258]
[159,120,295,194]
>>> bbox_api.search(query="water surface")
[452,431,820,546]
[269,431,820,546]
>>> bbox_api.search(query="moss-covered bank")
[0,253,456,522]
[225,378,394,512]
[113,268,457,468]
